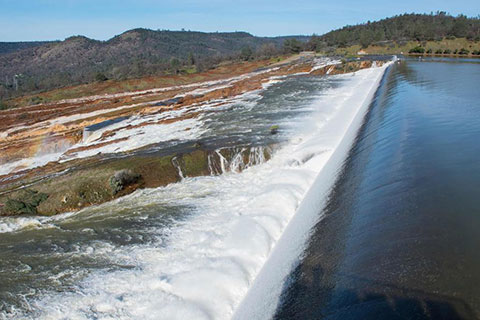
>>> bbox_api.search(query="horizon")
[1,0,479,42]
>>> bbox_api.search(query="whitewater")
[1,61,392,319]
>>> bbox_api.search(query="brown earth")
[0,56,386,216]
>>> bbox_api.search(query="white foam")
[3,62,393,320]
[0,85,270,176]
[234,62,392,320]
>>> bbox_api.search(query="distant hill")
[0,29,308,100]
[308,13,480,50]
[0,41,55,56]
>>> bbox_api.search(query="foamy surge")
[4,63,391,319]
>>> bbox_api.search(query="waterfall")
[207,145,273,175]
[171,156,184,179]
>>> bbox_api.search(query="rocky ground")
[0,54,385,216]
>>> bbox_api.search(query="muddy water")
[275,58,480,319]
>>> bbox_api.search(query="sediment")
[0,55,388,216]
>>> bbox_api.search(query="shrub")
[0,100,7,110]
[435,49,443,54]
[459,48,470,55]
[472,50,480,55]
[453,49,458,54]
[95,72,108,82]
[269,125,279,134]
[283,39,303,54]
[444,49,452,54]
[240,46,253,61]
[409,46,425,54]
[426,48,432,54]
[29,96,44,105]
[109,169,141,195]
[3,190,48,215]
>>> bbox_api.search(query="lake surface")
[274,57,480,320]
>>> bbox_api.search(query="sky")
[1,0,479,41]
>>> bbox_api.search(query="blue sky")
[1,0,479,41]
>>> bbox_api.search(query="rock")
[269,125,279,134]
[193,141,204,149]
[109,169,141,195]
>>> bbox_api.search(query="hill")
[307,12,480,51]
[0,41,55,56]
[0,29,308,100]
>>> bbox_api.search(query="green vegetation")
[0,30,308,100]
[283,39,303,53]
[2,12,479,101]
[3,190,48,216]
[95,72,108,82]
[307,12,480,52]
[269,125,279,134]
[240,46,254,61]
[333,37,480,56]
[409,46,426,54]
[0,144,278,216]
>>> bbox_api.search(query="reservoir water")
[274,57,480,319]
[4,57,477,320]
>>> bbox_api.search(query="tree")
[188,52,195,65]
[452,15,468,38]
[170,58,181,74]
[409,46,425,54]
[283,39,303,54]
[257,43,278,58]
[359,31,374,48]
[240,46,253,61]
[95,72,108,82]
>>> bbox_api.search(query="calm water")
[275,58,480,319]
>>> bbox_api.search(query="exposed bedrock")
[0,145,274,216]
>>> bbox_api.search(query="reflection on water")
[275,58,480,319]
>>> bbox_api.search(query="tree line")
[0,30,308,102]
[307,12,480,51]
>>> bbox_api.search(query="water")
[274,57,480,319]
[0,68,374,319]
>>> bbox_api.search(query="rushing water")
[0,69,357,318]
[274,57,480,319]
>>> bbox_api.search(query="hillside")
[335,37,480,56]
[0,29,308,100]
[0,41,55,55]
[308,12,480,51]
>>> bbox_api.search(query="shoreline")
[405,53,480,58]
[0,57,385,217]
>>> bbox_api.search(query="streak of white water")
[4,62,392,320]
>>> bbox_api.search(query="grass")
[333,38,480,56]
